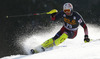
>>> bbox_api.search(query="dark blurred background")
[0,0,100,58]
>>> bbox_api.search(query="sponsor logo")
[64,18,76,25]
[63,14,66,17]
[73,16,76,20]
[78,19,82,23]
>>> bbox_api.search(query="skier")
[31,3,90,54]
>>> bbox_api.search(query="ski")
[90,39,100,42]
[30,45,67,54]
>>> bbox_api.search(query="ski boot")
[30,49,35,54]
[30,46,45,54]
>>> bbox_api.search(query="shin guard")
[41,38,54,48]
[55,33,68,46]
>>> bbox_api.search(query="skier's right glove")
[84,35,90,43]
[51,12,57,21]
[51,12,57,17]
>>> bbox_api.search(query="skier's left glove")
[84,35,90,43]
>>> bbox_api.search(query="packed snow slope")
[1,24,100,59]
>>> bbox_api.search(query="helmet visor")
[64,9,71,13]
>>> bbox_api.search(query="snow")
[1,24,100,59]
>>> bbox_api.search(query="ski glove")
[51,12,57,17]
[84,35,90,43]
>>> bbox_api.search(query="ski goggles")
[64,9,71,13]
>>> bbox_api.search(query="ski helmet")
[63,3,73,14]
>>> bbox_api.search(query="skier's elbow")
[51,16,56,21]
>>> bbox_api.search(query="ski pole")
[6,9,58,18]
